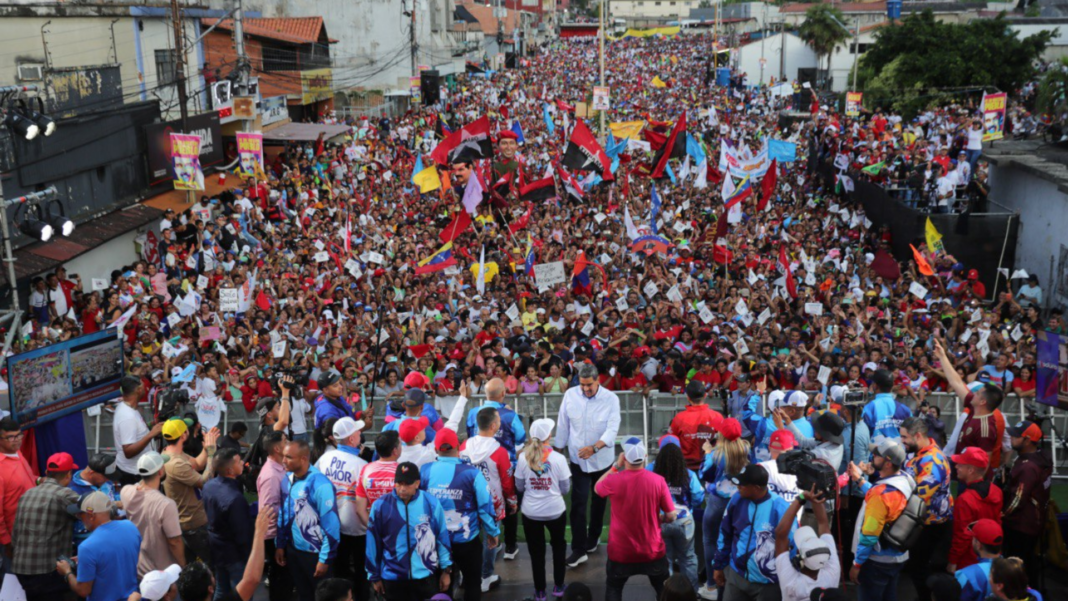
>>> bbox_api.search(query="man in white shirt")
[1017,274,1043,308]
[113,375,164,485]
[774,486,839,601]
[314,417,368,601]
[760,430,801,507]
[553,362,620,568]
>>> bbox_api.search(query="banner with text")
[981,92,1007,142]
[845,92,863,117]
[236,132,264,179]
[170,133,204,191]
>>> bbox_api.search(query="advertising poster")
[6,330,125,428]
[1036,330,1068,411]
[845,92,863,117]
[592,86,610,111]
[982,92,1007,142]
[236,132,265,179]
[170,133,204,191]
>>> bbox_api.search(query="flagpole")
[367,282,387,409]
[598,0,606,137]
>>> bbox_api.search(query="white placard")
[976,339,990,359]
[581,320,595,336]
[805,302,823,316]
[314,251,330,263]
[681,200,691,211]
[735,339,750,356]
[219,288,239,312]
[739,313,754,327]
[735,299,749,316]
[272,341,287,358]
[368,251,385,264]
[594,212,607,224]
[747,270,758,286]
[505,304,521,321]
[196,275,209,289]
[909,282,928,299]
[1011,324,1023,341]
[699,307,715,324]
[804,272,816,287]
[314,240,326,251]
[167,313,181,329]
[599,253,612,265]
[615,297,629,312]
[817,365,832,385]
[960,328,973,344]
[643,282,659,298]
[92,278,109,291]
[667,285,683,302]
[533,261,567,288]
[757,308,772,325]
[672,220,688,233]
[970,309,982,324]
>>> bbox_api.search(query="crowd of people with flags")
[0,31,1058,601]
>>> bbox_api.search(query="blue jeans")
[965,149,981,176]
[213,560,245,600]
[702,494,730,588]
[857,560,904,601]
[483,539,500,578]
[662,516,698,589]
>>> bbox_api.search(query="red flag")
[757,159,777,212]
[256,291,272,311]
[651,111,687,179]
[712,244,734,264]
[555,99,575,113]
[715,213,729,242]
[440,211,472,243]
[429,116,493,164]
[779,245,798,299]
[871,248,902,281]
[508,204,533,236]
[408,344,433,359]
[644,129,667,151]
[561,120,613,179]
[911,244,934,276]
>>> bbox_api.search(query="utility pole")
[170,0,189,130]
[851,17,859,92]
[598,0,606,136]
[233,0,250,132]
[410,0,418,77]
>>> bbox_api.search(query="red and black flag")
[430,116,494,164]
[519,177,557,202]
[651,111,687,179]
[557,165,585,201]
[561,120,613,180]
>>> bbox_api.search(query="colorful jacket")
[466,401,526,462]
[646,462,704,521]
[713,491,795,585]
[460,435,516,519]
[949,480,1002,568]
[420,457,500,544]
[276,466,341,565]
[955,557,993,601]
[383,406,445,443]
[902,442,953,525]
[366,490,452,582]
[852,472,914,565]
[700,451,738,500]
[861,393,911,443]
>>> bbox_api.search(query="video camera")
[153,383,190,423]
[842,384,868,406]
[777,449,838,499]
[270,368,310,399]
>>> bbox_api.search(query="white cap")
[529,418,555,442]
[140,564,182,601]
[137,451,169,477]
[332,417,366,441]
[621,436,647,463]
[794,527,832,571]
[829,385,846,403]
[766,390,786,410]
[781,390,809,408]
[862,362,879,372]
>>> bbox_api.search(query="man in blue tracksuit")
[862,370,912,444]
[421,428,500,601]
[742,390,815,462]
[276,440,341,601]
[955,519,1003,601]
[728,373,762,438]
[465,378,526,559]
[367,462,453,601]
[712,464,796,599]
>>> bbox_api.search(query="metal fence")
[82,391,1068,473]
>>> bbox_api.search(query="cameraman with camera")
[773,485,838,601]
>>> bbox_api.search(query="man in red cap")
[1002,420,1052,584]
[398,417,436,467]
[947,447,1002,571]
[967,269,986,300]
[761,429,801,506]
[954,519,1004,601]
[11,452,80,599]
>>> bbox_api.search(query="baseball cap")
[404,387,427,406]
[317,371,341,389]
[161,418,189,441]
[730,464,769,488]
[768,429,797,451]
[862,362,878,372]
[140,565,182,601]
[781,390,808,408]
[685,380,706,399]
[622,436,647,463]
[1007,420,1042,443]
[794,526,832,570]
[435,428,460,451]
[399,417,430,444]
[718,417,743,441]
[967,518,1003,546]
[529,418,555,442]
[766,390,786,410]
[968,269,979,281]
[658,434,681,449]
[404,372,429,388]
[950,446,990,469]
[46,452,78,472]
[87,452,117,476]
[67,490,114,516]
[137,451,170,476]
[394,461,421,485]
[869,438,907,467]
[332,417,366,441]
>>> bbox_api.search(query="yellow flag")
[925,217,944,253]
[412,165,441,193]
[670,55,679,65]
[651,76,668,88]
[609,120,646,140]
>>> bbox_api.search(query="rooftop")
[201,16,336,45]
[780,2,887,13]
[983,138,1068,192]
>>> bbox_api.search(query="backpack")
[879,473,927,552]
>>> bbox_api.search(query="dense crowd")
[0,31,1056,601]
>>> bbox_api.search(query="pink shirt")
[0,453,35,545]
[594,468,675,564]
[256,457,286,539]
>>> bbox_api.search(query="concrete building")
[610,0,702,23]
[735,32,818,86]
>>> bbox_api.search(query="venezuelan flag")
[416,241,457,274]
[724,176,753,210]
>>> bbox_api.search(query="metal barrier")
[82,391,1067,474]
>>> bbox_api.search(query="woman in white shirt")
[515,418,571,600]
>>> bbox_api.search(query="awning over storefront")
[261,122,352,142]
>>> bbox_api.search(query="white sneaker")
[481,574,500,593]
[698,586,719,600]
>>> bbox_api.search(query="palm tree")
[1037,56,1068,117]
[798,3,851,90]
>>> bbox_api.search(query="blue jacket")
[314,393,356,431]
[203,476,254,565]
[366,490,453,582]
[714,491,795,585]
[69,472,120,548]
[728,391,761,437]
[420,457,500,544]
[646,461,704,521]
[277,466,341,564]
[956,557,992,601]
[466,401,526,461]
[700,452,738,500]
[741,410,814,463]
[382,405,444,443]
[861,392,911,442]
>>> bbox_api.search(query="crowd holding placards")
[0,31,1057,601]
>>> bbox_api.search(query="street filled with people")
[0,31,1057,601]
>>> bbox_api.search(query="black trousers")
[605,556,669,601]
[569,463,609,553]
[523,513,567,592]
[182,525,213,565]
[336,534,369,601]
[1003,528,1040,587]
[15,572,70,601]
[115,468,141,486]
[265,539,294,601]
[451,537,484,601]
[289,547,332,601]
[382,576,438,601]
[502,490,523,550]
[835,495,864,570]
[905,520,952,601]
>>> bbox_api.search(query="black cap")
[685,380,706,400]
[812,411,846,445]
[87,453,117,476]
[404,388,427,406]
[394,462,420,485]
[574,344,592,356]
[729,464,769,488]
[255,397,279,417]
[317,371,341,389]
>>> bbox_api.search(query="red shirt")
[0,453,35,545]
[670,404,724,469]
[594,469,675,563]
[960,392,1006,469]
[355,460,399,504]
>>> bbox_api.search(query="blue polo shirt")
[77,520,141,601]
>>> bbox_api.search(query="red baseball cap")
[404,372,429,389]
[435,427,460,451]
[719,418,742,442]
[950,446,989,469]
[769,429,797,452]
[967,269,979,281]
[967,518,1003,546]
[398,417,430,444]
[46,452,79,472]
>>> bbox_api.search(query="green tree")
[798,3,851,89]
[1037,56,1068,115]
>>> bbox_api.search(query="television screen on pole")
[6,329,125,428]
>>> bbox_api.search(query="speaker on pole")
[420,70,440,105]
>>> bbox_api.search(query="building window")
[154,49,176,85]
[670,1,676,4]
[655,1,661,5]
[261,46,299,72]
